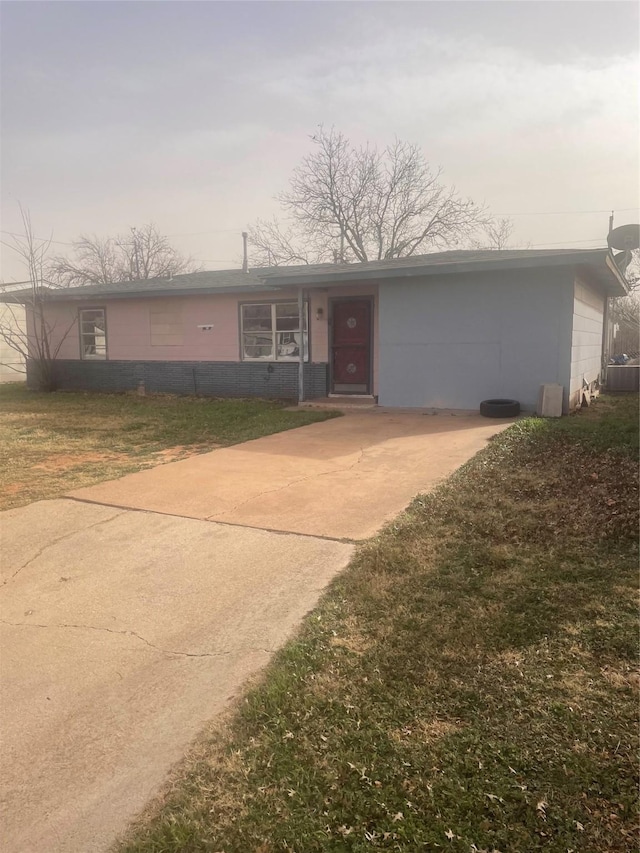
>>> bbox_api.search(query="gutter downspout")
[298,286,305,404]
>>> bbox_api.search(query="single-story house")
[5,248,628,413]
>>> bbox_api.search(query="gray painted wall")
[377,267,575,411]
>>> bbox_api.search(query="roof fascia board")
[7,284,282,303]
[265,251,609,287]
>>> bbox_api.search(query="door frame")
[329,296,374,395]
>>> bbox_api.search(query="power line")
[528,238,605,247]
[0,230,73,245]
[495,207,639,217]
[168,228,243,237]
[1,227,244,244]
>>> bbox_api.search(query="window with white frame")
[241,302,308,361]
[79,308,107,359]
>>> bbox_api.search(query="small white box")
[537,384,563,417]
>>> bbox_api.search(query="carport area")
[1,411,511,852]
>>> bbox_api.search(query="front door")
[331,300,372,394]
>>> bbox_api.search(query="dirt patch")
[3,483,25,495]
[152,444,217,463]
[32,452,121,473]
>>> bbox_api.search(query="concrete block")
[537,383,563,417]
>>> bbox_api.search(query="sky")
[1,0,638,281]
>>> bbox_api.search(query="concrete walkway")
[0,411,511,852]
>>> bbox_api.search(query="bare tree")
[622,248,639,291]
[473,217,514,250]
[249,127,493,266]
[0,208,76,390]
[50,223,197,286]
[609,290,639,357]
[249,218,334,267]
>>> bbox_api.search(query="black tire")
[480,398,520,418]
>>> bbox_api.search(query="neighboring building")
[4,249,627,413]
[0,283,28,382]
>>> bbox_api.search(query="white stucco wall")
[569,272,605,411]
[377,267,575,411]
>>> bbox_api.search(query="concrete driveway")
[0,411,511,852]
[67,411,509,540]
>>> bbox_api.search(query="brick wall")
[27,359,329,400]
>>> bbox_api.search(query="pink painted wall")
[41,284,379,392]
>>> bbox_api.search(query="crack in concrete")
[209,446,368,520]
[63,498,357,543]
[1,511,128,589]
[0,619,276,659]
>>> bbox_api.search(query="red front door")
[331,300,371,394]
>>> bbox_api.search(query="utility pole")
[131,227,141,279]
[608,210,614,235]
[241,231,249,272]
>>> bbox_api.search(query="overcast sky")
[1,0,638,281]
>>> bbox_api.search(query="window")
[79,308,107,359]
[241,302,308,361]
[150,306,183,346]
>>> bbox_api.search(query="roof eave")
[1,283,282,303]
[265,251,610,287]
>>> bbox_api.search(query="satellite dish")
[607,223,640,251]
[613,251,632,274]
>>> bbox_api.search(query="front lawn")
[117,394,639,853]
[0,384,336,510]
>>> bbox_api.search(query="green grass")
[0,383,337,510]
[116,394,639,853]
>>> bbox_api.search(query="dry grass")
[116,393,638,853]
[0,384,336,510]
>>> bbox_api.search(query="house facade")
[13,249,627,413]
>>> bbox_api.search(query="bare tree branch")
[250,127,496,266]
[622,248,640,292]
[50,223,197,286]
[471,217,515,250]
[610,290,639,357]
[248,218,334,267]
[0,207,77,390]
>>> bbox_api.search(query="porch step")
[297,396,378,411]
